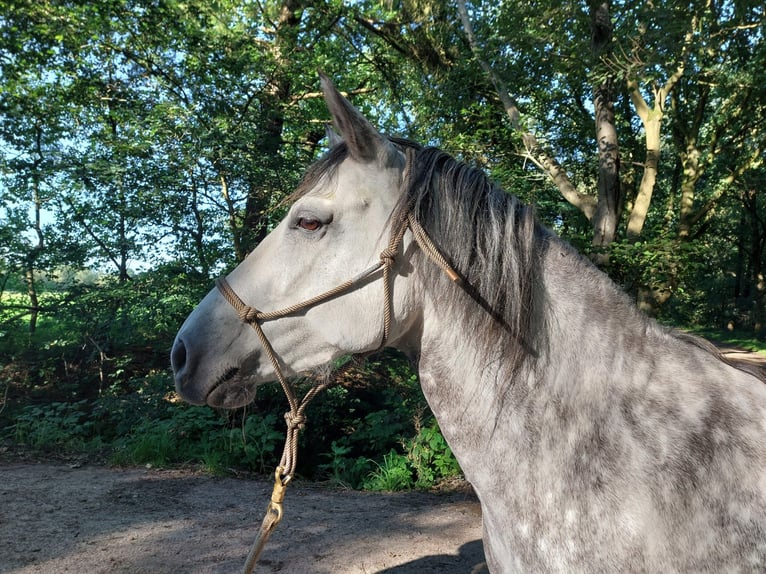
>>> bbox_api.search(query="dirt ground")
[0,463,484,574]
[718,343,766,372]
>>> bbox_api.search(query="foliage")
[111,408,284,475]
[1,0,764,490]
[7,389,285,475]
[2,346,461,489]
[1,287,459,487]
[13,399,104,451]
[302,352,463,489]
[608,238,707,298]
[364,419,462,491]
[364,451,414,491]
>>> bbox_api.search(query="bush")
[364,451,413,491]
[1,270,463,490]
[363,419,462,491]
[406,419,462,488]
[13,400,104,452]
[110,407,284,474]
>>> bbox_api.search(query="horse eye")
[297,217,322,231]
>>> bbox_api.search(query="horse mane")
[391,143,766,384]
[390,138,548,368]
[673,329,766,383]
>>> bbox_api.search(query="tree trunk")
[189,169,211,276]
[238,0,304,258]
[627,112,661,240]
[117,190,130,282]
[590,1,620,257]
[742,188,766,333]
[220,173,245,262]
[636,285,673,317]
[678,142,701,239]
[26,125,45,334]
[24,265,39,335]
[755,274,765,335]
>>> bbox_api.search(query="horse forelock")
[291,138,408,202]
[289,143,349,201]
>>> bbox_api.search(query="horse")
[171,74,766,572]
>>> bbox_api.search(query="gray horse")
[171,75,766,572]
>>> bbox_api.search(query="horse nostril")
[171,338,187,373]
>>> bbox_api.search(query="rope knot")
[379,246,397,267]
[284,411,306,431]
[239,305,260,323]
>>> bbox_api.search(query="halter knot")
[379,245,398,267]
[239,306,260,323]
[284,411,306,431]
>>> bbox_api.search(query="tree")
[1,0,764,335]
[350,0,765,320]
[0,4,76,331]
[611,0,766,313]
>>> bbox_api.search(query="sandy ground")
[718,343,766,372]
[0,463,484,574]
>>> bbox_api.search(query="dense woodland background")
[1,0,764,487]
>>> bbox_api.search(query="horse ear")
[325,123,343,148]
[319,72,388,162]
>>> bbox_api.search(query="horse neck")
[413,236,651,486]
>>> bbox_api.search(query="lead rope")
[217,147,463,573]
[239,355,365,574]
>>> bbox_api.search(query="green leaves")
[363,419,462,491]
[1,0,765,489]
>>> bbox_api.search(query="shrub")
[363,419,462,491]
[110,407,283,474]
[13,400,103,451]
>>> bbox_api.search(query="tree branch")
[627,79,650,122]
[456,0,520,127]
[351,14,410,57]
[291,86,374,103]
[61,193,130,279]
[455,0,595,219]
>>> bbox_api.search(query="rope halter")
[216,147,461,574]
[215,147,460,483]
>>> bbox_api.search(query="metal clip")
[268,466,292,524]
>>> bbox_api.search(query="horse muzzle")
[172,334,260,408]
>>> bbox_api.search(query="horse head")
[171,75,418,408]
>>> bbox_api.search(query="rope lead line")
[241,468,289,574]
